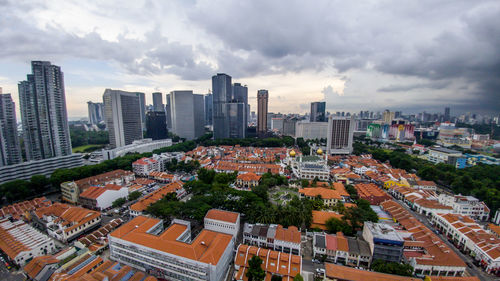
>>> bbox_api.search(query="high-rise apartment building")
[168,91,204,140]
[212,73,232,139]
[310,101,326,122]
[146,111,168,140]
[327,116,354,155]
[382,110,395,123]
[18,61,71,161]
[152,92,164,112]
[257,90,269,135]
[0,91,22,166]
[87,101,104,125]
[204,93,213,126]
[103,89,143,148]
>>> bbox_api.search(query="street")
[394,199,495,281]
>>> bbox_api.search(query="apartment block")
[108,216,234,281]
[437,194,490,221]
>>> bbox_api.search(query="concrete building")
[295,121,328,140]
[169,90,205,140]
[0,218,55,266]
[291,154,330,180]
[152,92,164,112]
[234,245,302,281]
[204,209,240,240]
[310,101,326,122]
[103,89,144,148]
[0,154,83,185]
[257,90,269,136]
[101,138,172,160]
[145,111,168,140]
[165,93,172,129]
[18,61,71,161]
[282,117,298,136]
[32,203,101,242]
[212,73,232,139]
[362,222,404,263]
[437,194,490,221]
[204,93,213,126]
[109,215,234,281]
[271,117,284,132]
[87,101,104,125]
[313,233,372,268]
[60,169,135,204]
[226,102,246,138]
[242,223,301,255]
[79,184,129,210]
[0,92,22,166]
[235,172,261,189]
[327,116,354,154]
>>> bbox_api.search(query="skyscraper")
[169,91,204,140]
[165,93,172,129]
[87,101,104,125]
[137,92,146,130]
[18,61,71,161]
[327,116,355,155]
[231,82,248,134]
[103,89,143,148]
[146,111,168,140]
[444,107,450,122]
[212,73,232,139]
[204,93,213,126]
[383,110,395,123]
[0,91,22,166]
[152,92,164,112]
[310,101,326,122]
[257,90,269,135]
[226,102,246,138]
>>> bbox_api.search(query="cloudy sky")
[0,0,499,118]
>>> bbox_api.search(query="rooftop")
[325,263,420,281]
[110,216,233,265]
[364,222,404,242]
[205,209,240,224]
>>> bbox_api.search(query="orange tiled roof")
[205,209,239,223]
[24,255,59,279]
[75,169,133,191]
[129,181,183,212]
[0,197,51,220]
[299,187,342,200]
[110,216,232,265]
[34,203,101,234]
[311,210,343,230]
[237,172,261,182]
[234,245,301,281]
[274,225,301,244]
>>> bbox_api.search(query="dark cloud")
[377,81,451,92]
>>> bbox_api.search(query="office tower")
[146,111,168,140]
[169,91,204,140]
[310,101,326,122]
[226,102,246,138]
[394,111,402,119]
[283,117,298,137]
[257,90,269,135]
[212,73,232,139]
[247,104,251,125]
[165,93,172,129]
[152,92,164,112]
[103,89,143,148]
[18,61,71,161]
[204,93,213,126]
[137,92,146,130]
[0,92,22,166]
[444,107,450,122]
[327,116,355,155]
[232,83,248,130]
[87,101,104,125]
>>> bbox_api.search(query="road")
[394,199,495,281]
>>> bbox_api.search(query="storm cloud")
[0,0,499,114]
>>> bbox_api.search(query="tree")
[246,256,266,281]
[325,217,351,235]
[371,259,414,276]
[112,197,127,208]
[128,191,142,201]
[301,179,309,188]
[293,274,304,281]
[271,275,283,281]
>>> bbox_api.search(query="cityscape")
[0,1,500,281]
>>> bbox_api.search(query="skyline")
[0,0,499,117]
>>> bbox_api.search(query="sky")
[0,0,499,118]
